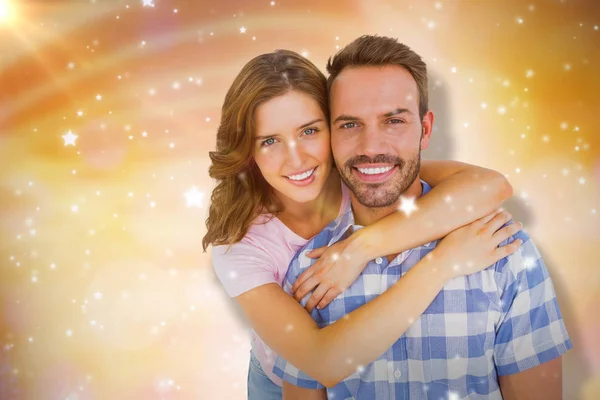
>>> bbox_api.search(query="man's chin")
[353,188,399,208]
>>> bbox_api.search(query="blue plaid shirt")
[273,181,572,399]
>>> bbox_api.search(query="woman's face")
[253,90,332,205]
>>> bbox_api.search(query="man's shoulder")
[492,224,545,280]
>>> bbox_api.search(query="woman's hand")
[432,208,523,279]
[291,237,369,313]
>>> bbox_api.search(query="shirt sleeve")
[211,240,278,298]
[493,228,572,376]
[272,243,327,389]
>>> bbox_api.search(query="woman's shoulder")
[212,214,282,260]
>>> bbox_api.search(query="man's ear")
[420,110,434,150]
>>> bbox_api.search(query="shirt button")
[375,257,383,265]
[394,369,401,378]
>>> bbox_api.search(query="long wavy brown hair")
[202,50,328,251]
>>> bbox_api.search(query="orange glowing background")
[0,0,599,398]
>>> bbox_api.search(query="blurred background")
[0,0,598,398]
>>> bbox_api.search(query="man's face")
[329,65,433,208]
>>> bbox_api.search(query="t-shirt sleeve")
[493,228,572,376]
[211,240,278,298]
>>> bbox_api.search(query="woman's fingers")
[305,246,328,259]
[492,239,523,262]
[317,287,341,310]
[293,275,320,301]
[305,283,331,313]
[492,222,523,244]
[292,265,317,293]
[478,208,503,225]
[485,210,512,234]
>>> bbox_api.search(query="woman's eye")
[340,122,357,129]
[302,128,317,136]
[261,138,276,147]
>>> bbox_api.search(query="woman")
[203,50,521,399]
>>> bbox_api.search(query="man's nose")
[359,126,388,157]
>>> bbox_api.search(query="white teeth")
[287,168,316,181]
[357,166,394,175]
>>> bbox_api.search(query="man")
[273,35,572,399]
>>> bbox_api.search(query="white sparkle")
[142,0,155,7]
[399,196,418,216]
[497,106,506,115]
[451,66,457,73]
[579,177,586,185]
[62,130,78,146]
[184,185,204,208]
[270,1,275,5]
[481,102,487,109]
[77,110,84,116]
[526,69,535,78]
[240,26,246,33]
[564,63,571,71]
[516,17,524,24]
[71,204,79,213]
[96,94,102,100]
[66,329,73,337]
[93,291,103,300]
[524,257,536,270]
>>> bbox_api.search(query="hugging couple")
[203,35,571,400]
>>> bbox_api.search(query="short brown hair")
[202,50,328,251]
[326,35,428,120]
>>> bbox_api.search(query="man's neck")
[351,176,423,227]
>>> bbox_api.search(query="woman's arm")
[351,160,513,262]
[236,210,521,387]
[292,160,513,309]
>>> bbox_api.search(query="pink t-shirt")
[212,183,351,386]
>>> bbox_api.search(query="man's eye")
[340,122,357,129]
[388,119,404,124]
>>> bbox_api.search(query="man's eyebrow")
[255,118,324,140]
[332,114,361,124]
[382,108,413,118]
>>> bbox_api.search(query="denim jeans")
[247,351,282,400]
